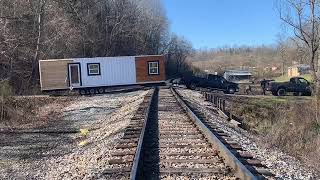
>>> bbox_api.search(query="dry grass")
[230,99,320,171]
[191,54,283,78]
[0,96,75,130]
[269,102,320,166]
[274,74,313,82]
[230,101,279,133]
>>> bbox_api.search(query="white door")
[68,63,81,87]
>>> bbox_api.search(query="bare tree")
[278,0,320,84]
[278,0,320,122]
[30,0,46,86]
[166,35,194,77]
[0,0,173,94]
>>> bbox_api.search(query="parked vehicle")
[182,74,239,94]
[266,77,312,96]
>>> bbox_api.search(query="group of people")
[245,79,269,95]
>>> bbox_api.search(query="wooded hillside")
[190,42,308,78]
[0,0,193,94]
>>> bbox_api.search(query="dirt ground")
[0,90,148,179]
[0,96,74,131]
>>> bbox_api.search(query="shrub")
[0,79,12,98]
[270,102,320,162]
[230,97,319,170]
[0,79,12,122]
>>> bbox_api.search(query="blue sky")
[163,0,282,49]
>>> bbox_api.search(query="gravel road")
[177,88,317,180]
[0,90,148,179]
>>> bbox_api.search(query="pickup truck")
[182,74,239,94]
[266,77,312,96]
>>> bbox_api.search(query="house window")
[87,63,101,76]
[148,61,159,75]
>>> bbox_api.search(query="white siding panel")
[74,56,136,87]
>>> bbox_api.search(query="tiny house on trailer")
[39,55,165,94]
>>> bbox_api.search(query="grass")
[260,95,313,102]
[235,94,313,108]
[274,74,313,82]
[0,160,11,168]
[254,96,313,109]
[229,98,320,172]
[253,97,288,107]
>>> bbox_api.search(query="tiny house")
[39,55,165,94]
[287,64,310,77]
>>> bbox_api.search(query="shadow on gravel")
[138,88,160,180]
[0,92,145,179]
[0,133,75,161]
[43,106,116,130]
[0,103,115,162]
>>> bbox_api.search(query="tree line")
[190,41,307,78]
[0,0,193,94]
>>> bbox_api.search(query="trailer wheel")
[89,88,95,95]
[98,88,104,94]
[277,88,286,96]
[79,89,86,95]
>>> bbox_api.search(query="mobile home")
[39,55,166,94]
[223,70,252,83]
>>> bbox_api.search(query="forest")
[0,0,193,94]
[1,0,320,92]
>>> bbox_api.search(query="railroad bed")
[140,88,236,179]
[101,89,155,179]
[102,87,269,180]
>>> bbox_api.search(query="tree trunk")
[310,50,320,123]
[29,0,45,87]
[316,83,320,123]
[310,53,317,82]
[0,95,3,123]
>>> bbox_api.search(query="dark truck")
[266,77,312,96]
[182,74,239,94]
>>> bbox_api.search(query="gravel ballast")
[0,90,148,179]
[177,88,317,180]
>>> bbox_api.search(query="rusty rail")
[130,88,157,180]
[171,87,259,180]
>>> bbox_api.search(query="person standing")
[245,84,252,95]
[260,79,267,95]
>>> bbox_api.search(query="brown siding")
[135,55,166,83]
[40,59,74,90]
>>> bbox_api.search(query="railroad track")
[174,89,272,178]
[101,88,155,179]
[102,87,270,180]
[139,88,237,179]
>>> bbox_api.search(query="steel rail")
[129,87,157,180]
[171,87,258,180]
